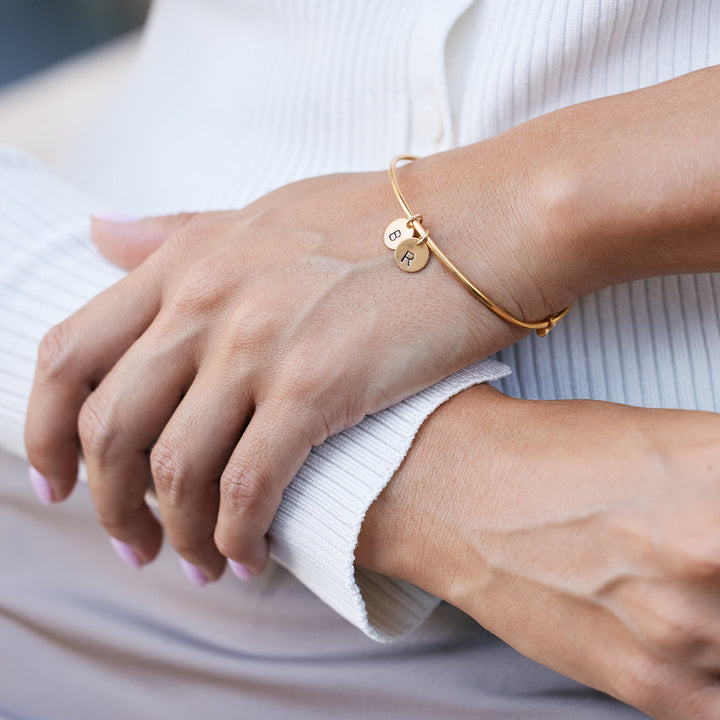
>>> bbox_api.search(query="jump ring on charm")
[415,229,430,245]
[406,213,423,229]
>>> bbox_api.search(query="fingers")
[151,370,254,582]
[25,265,163,502]
[91,213,196,270]
[80,328,197,565]
[215,401,314,575]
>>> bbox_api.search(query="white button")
[418,97,444,145]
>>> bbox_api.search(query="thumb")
[90,212,196,270]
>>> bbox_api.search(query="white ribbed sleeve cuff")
[270,360,509,642]
[0,147,510,641]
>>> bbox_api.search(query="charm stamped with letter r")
[394,237,429,272]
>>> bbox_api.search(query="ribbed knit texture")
[2,0,719,646]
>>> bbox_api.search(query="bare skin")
[23,65,720,590]
[358,386,720,720]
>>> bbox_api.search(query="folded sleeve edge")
[269,359,510,642]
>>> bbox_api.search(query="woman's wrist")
[355,383,510,604]
[399,144,577,302]
[393,65,720,349]
[387,142,580,365]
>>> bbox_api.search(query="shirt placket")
[406,0,474,156]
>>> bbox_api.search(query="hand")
[24,158,569,582]
[358,386,720,719]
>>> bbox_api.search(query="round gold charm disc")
[383,217,415,250]
[394,237,429,272]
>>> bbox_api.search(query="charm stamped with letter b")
[384,218,415,250]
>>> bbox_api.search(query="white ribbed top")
[1,0,719,641]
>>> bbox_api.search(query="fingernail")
[179,558,209,587]
[110,537,143,569]
[228,560,254,581]
[28,466,53,505]
[91,212,139,223]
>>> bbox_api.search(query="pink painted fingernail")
[28,466,53,505]
[110,537,143,569]
[179,558,209,587]
[228,560,254,581]
[91,212,139,223]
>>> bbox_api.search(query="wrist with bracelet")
[383,155,571,337]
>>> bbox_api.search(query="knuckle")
[273,367,346,443]
[221,463,274,516]
[642,598,697,657]
[36,322,76,381]
[225,302,278,354]
[646,617,691,657]
[150,442,188,503]
[173,256,232,315]
[78,395,116,458]
[276,359,323,408]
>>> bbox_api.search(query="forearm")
[548,65,720,289]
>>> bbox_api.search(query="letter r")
[401,250,415,266]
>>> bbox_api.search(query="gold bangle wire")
[388,155,570,337]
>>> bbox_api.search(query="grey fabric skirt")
[0,449,646,719]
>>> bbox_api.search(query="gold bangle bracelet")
[383,155,570,337]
